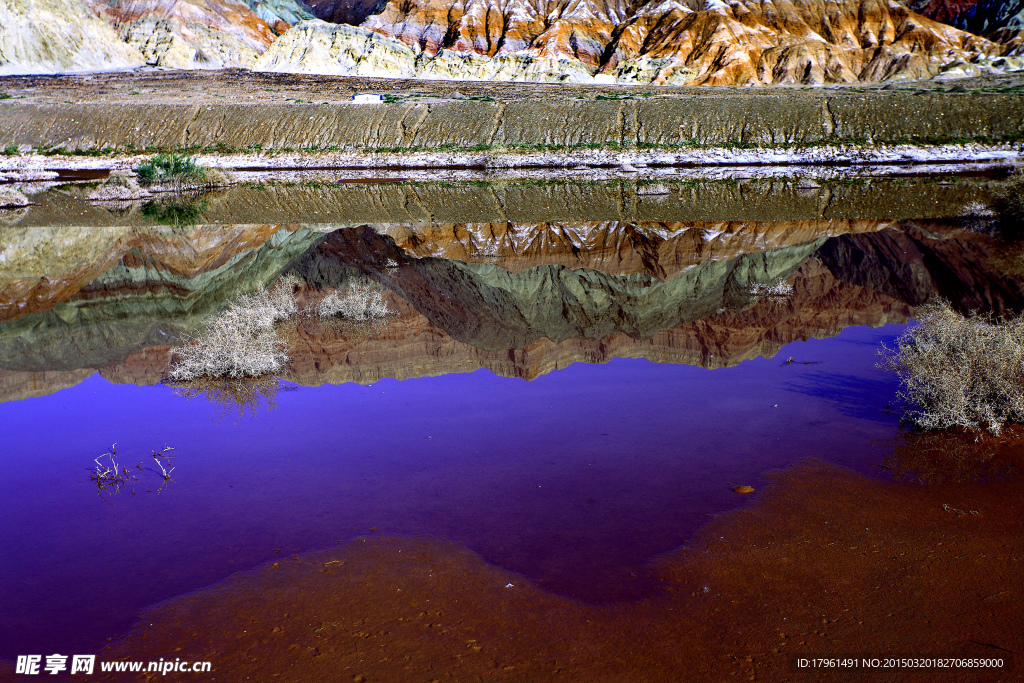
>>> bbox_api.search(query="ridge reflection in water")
[4,216,1023,391]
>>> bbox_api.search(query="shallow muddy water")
[1,172,1022,663]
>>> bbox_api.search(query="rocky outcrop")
[0,225,320,322]
[248,0,1024,84]
[0,0,145,75]
[2,0,1021,82]
[0,219,855,379]
[281,257,915,386]
[0,229,912,398]
[0,0,314,76]
[360,0,617,66]
[909,0,980,25]
[950,0,1024,57]
[0,255,911,400]
[243,0,316,32]
[953,0,1024,35]
[287,223,917,351]
[307,0,387,26]
[0,367,97,402]
[82,0,278,69]
[291,220,1024,352]
[603,0,1002,84]
[817,222,1024,316]
[256,21,417,75]
[0,216,923,331]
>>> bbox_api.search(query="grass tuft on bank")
[135,153,208,187]
[880,301,1024,435]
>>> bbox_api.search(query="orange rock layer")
[362,0,1007,83]
[82,0,277,52]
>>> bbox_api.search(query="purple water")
[0,324,903,660]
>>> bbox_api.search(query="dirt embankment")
[0,71,1022,155]
[9,176,998,228]
[81,453,1024,682]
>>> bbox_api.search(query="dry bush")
[89,443,176,503]
[749,278,794,299]
[991,172,1024,230]
[960,200,995,218]
[166,276,393,384]
[169,375,282,421]
[89,443,136,504]
[88,172,151,201]
[879,301,1024,434]
[316,285,390,321]
[879,427,1017,484]
[958,200,998,233]
[0,187,30,207]
[166,276,300,381]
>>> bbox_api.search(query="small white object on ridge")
[352,93,383,104]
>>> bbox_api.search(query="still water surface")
[1,171,1019,661]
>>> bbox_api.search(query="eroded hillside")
[1,0,1023,84]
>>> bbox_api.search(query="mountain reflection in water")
[3,213,1024,396]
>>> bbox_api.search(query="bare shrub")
[0,187,29,208]
[958,200,998,233]
[149,445,176,493]
[749,278,794,299]
[166,276,392,385]
[879,427,1017,484]
[88,172,152,201]
[316,285,390,321]
[879,301,1024,434]
[166,277,300,381]
[960,200,995,219]
[169,375,281,422]
[991,172,1024,230]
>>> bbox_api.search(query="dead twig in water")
[149,445,176,493]
[781,356,821,366]
[942,503,979,516]
[89,443,178,503]
[89,444,138,505]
